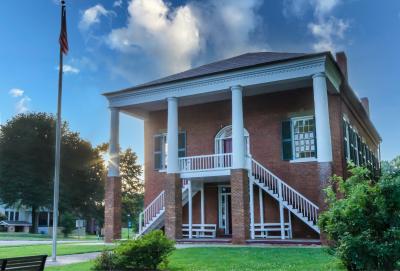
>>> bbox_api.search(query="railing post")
[278,180,285,240]
[249,177,255,239]
[188,180,193,239]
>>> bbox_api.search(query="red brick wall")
[143,86,378,239]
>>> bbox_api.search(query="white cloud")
[63,64,80,74]
[308,17,349,52]
[56,64,80,74]
[79,4,112,30]
[9,88,24,97]
[113,0,123,7]
[283,0,348,53]
[106,0,266,76]
[15,96,31,114]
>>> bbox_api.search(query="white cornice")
[106,56,335,108]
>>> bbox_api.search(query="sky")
[0,0,399,164]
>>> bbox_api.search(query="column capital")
[312,72,326,79]
[167,96,178,102]
[230,85,243,92]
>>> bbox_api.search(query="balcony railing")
[179,153,232,172]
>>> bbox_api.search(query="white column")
[167,97,179,173]
[258,187,264,224]
[231,85,245,169]
[108,107,120,177]
[313,73,333,163]
[188,180,193,239]
[200,182,205,226]
[249,179,255,239]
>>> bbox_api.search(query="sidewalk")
[45,252,100,267]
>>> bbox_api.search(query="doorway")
[218,185,232,235]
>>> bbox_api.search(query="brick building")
[103,51,381,244]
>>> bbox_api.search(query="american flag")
[59,1,68,55]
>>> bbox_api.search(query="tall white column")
[108,107,120,177]
[167,97,179,173]
[231,85,245,169]
[278,180,285,240]
[313,73,333,163]
[188,180,193,239]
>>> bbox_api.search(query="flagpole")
[52,0,65,262]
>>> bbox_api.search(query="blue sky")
[0,0,399,164]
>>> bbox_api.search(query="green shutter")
[282,120,293,161]
[178,132,186,158]
[154,135,163,170]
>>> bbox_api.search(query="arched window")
[214,125,250,155]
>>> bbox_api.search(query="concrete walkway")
[45,252,101,267]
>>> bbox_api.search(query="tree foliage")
[319,164,400,270]
[0,113,105,231]
[119,148,143,232]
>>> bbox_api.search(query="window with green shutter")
[154,131,186,170]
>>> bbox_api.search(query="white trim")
[218,185,231,234]
[290,158,317,163]
[106,57,328,109]
[290,115,317,162]
[214,125,250,155]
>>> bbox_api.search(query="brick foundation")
[104,176,122,243]
[318,162,333,245]
[230,169,250,244]
[165,173,182,240]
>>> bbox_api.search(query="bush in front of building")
[60,212,76,237]
[92,230,175,271]
[319,165,400,271]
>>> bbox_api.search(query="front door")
[218,186,232,235]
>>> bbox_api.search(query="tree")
[60,212,76,237]
[319,165,400,270]
[0,113,105,232]
[119,148,144,233]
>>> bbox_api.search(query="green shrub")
[92,230,175,271]
[92,251,117,271]
[60,212,76,237]
[319,165,400,270]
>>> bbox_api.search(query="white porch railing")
[139,179,190,235]
[179,153,232,172]
[250,158,320,232]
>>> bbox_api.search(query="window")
[292,117,316,160]
[282,116,317,161]
[14,212,19,221]
[154,132,186,170]
[342,118,380,178]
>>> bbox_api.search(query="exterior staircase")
[138,180,201,235]
[249,158,320,234]
[138,156,320,236]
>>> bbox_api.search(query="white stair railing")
[250,158,319,230]
[139,179,191,235]
[179,153,232,172]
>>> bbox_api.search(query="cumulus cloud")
[56,64,80,74]
[308,17,349,52]
[9,88,24,97]
[113,0,123,7]
[79,4,112,30]
[106,0,266,77]
[16,96,31,114]
[283,0,348,52]
[9,88,30,114]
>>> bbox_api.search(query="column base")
[230,168,250,244]
[104,176,122,243]
[165,173,182,240]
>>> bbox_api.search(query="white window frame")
[290,116,317,163]
[154,132,186,171]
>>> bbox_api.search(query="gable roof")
[105,51,327,95]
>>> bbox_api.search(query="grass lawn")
[44,247,345,271]
[0,243,112,258]
[0,232,101,241]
